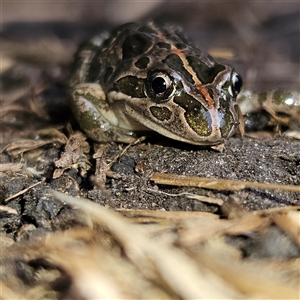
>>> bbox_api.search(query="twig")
[151,173,300,192]
[5,180,43,202]
[146,188,223,205]
[106,136,146,169]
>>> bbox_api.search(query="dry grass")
[1,191,299,299]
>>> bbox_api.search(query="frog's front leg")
[70,83,137,143]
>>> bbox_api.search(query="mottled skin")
[69,22,242,146]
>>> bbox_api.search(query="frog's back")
[70,22,223,91]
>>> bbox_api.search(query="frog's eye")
[147,71,174,102]
[228,72,243,97]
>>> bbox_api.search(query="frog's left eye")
[228,72,243,97]
[146,71,174,102]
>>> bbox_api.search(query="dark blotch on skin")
[163,54,194,84]
[175,43,187,50]
[138,25,157,34]
[174,29,191,45]
[174,93,211,136]
[115,76,145,98]
[159,26,191,46]
[103,67,114,84]
[111,22,135,37]
[79,111,99,131]
[122,34,152,60]
[219,99,234,137]
[135,57,150,69]
[174,92,204,111]
[150,106,172,121]
[87,55,101,82]
[156,42,171,50]
[186,56,225,84]
[273,90,293,105]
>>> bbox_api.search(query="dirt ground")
[1,2,299,299]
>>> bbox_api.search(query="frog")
[69,21,243,148]
[69,21,299,147]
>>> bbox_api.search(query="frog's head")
[108,22,243,146]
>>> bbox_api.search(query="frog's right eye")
[228,72,243,97]
[146,71,174,102]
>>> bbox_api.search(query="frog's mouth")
[129,109,225,146]
[112,97,226,146]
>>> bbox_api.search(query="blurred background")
[2,1,299,91]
